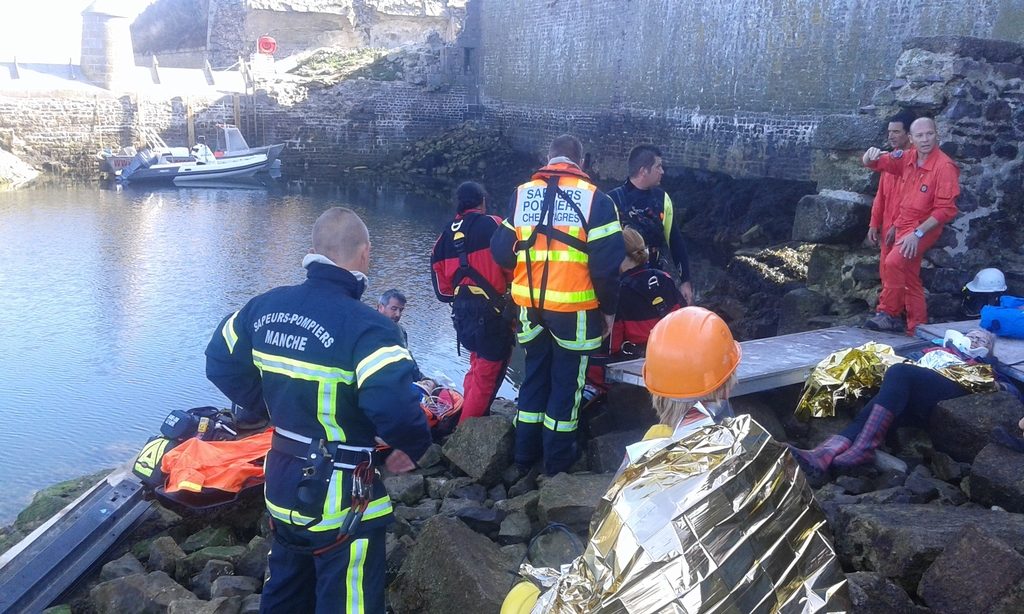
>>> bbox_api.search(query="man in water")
[377,289,407,325]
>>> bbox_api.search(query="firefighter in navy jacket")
[608,144,693,305]
[430,181,514,423]
[206,207,431,614]
[490,135,625,476]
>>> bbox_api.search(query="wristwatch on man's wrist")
[913,228,925,239]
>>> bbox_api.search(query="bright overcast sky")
[0,1,153,63]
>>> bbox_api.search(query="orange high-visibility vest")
[160,429,272,494]
[509,164,601,312]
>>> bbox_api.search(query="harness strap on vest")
[516,176,592,310]
[450,216,502,309]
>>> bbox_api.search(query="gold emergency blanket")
[795,343,907,420]
[933,362,998,394]
[524,416,850,613]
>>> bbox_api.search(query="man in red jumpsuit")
[866,110,915,281]
[863,117,959,335]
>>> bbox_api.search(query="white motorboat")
[98,125,284,184]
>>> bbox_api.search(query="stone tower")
[80,0,137,90]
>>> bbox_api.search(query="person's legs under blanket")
[542,309,603,475]
[313,527,387,614]
[834,364,967,468]
[514,312,552,469]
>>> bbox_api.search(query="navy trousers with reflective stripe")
[260,524,385,614]
[515,309,599,475]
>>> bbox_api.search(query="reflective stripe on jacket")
[495,162,624,314]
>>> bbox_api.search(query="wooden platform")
[605,326,928,397]
[917,320,1024,383]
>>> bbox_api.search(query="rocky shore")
[0,147,38,189]
[7,380,1024,613]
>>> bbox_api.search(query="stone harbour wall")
[0,80,470,179]
[479,0,1024,181]
[206,0,467,66]
[254,80,469,175]
[788,36,1024,328]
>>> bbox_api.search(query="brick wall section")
[479,0,1024,181]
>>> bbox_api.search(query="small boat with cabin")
[98,125,284,185]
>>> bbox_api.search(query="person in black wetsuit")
[608,144,693,306]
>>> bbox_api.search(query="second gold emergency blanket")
[523,416,850,613]
[795,342,907,420]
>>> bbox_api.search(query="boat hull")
[120,154,271,185]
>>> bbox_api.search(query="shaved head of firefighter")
[312,207,370,273]
[548,134,583,165]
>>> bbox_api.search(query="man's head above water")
[377,289,407,323]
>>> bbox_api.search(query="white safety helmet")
[965,268,1007,293]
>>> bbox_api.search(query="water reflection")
[0,182,519,523]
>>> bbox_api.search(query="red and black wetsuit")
[611,264,684,354]
[430,210,514,422]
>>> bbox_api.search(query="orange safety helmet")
[643,307,741,398]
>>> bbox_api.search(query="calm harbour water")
[0,181,519,523]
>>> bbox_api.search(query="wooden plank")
[606,325,928,397]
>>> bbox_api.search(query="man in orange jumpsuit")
[862,118,959,335]
[866,111,915,281]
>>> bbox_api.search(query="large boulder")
[791,190,872,245]
[210,575,260,600]
[845,572,926,614]
[776,287,831,335]
[180,527,236,554]
[90,571,196,614]
[384,474,426,506]
[537,473,614,534]
[149,536,187,576]
[969,443,1024,512]
[494,490,540,521]
[100,553,146,581]
[442,416,514,487]
[233,536,270,580]
[805,245,879,306]
[191,560,235,600]
[929,391,1024,462]
[0,147,39,189]
[167,597,240,614]
[176,546,247,581]
[388,516,516,614]
[497,512,532,545]
[918,526,1024,614]
[586,429,644,473]
[834,504,1024,591]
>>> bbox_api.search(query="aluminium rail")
[605,325,930,395]
[0,469,152,613]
